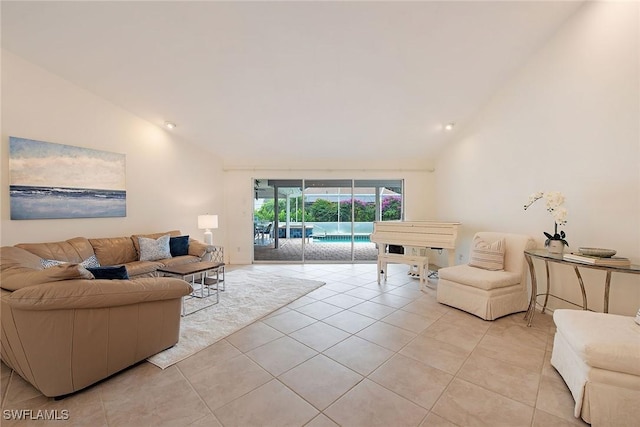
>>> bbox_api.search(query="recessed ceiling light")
[444,122,455,131]
[164,121,177,130]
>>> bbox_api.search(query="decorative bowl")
[578,247,617,258]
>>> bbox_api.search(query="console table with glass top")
[523,249,640,326]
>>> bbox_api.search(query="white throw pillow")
[138,235,172,261]
[468,236,505,271]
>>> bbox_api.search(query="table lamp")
[198,214,218,245]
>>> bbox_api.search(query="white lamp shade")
[198,214,218,229]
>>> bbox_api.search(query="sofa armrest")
[188,239,214,258]
[5,277,192,311]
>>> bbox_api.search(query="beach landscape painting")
[9,137,126,219]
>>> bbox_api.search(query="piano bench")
[377,253,429,289]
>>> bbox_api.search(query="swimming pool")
[312,234,371,243]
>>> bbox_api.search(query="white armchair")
[436,231,536,320]
[551,309,640,426]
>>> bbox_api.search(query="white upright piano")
[370,221,461,284]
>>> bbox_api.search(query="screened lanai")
[253,179,403,262]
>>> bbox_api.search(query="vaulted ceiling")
[1,1,583,168]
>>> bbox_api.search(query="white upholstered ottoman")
[551,309,640,426]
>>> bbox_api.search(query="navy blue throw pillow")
[169,235,190,257]
[87,266,129,280]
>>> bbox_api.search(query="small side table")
[157,261,225,316]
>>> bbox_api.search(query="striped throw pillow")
[469,236,505,271]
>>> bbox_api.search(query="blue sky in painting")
[9,137,126,190]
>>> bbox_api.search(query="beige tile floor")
[1,263,589,427]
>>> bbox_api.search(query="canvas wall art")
[9,137,126,219]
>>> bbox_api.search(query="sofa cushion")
[89,237,137,266]
[169,235,190,257]
[16,237,95,263]
[1,246,43,271]
[87,266,129,280]
[554,310,640,376]
[438,264,521,290]
[1,263,94,291]
[468,236,505,271]
[160,255,200,267]
[124,260,164,277]
[138,235,171,261]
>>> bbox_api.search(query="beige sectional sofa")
[0,230,212,398]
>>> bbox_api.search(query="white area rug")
[147,270,324,369]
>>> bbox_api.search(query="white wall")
[435,2,639,315]
[1,50,225,248]
[224,168,436,264]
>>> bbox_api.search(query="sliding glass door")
[253,179,304,262]
[253,178,403,263]
[303,180,353,262]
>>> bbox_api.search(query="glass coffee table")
[157,261,225,316]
